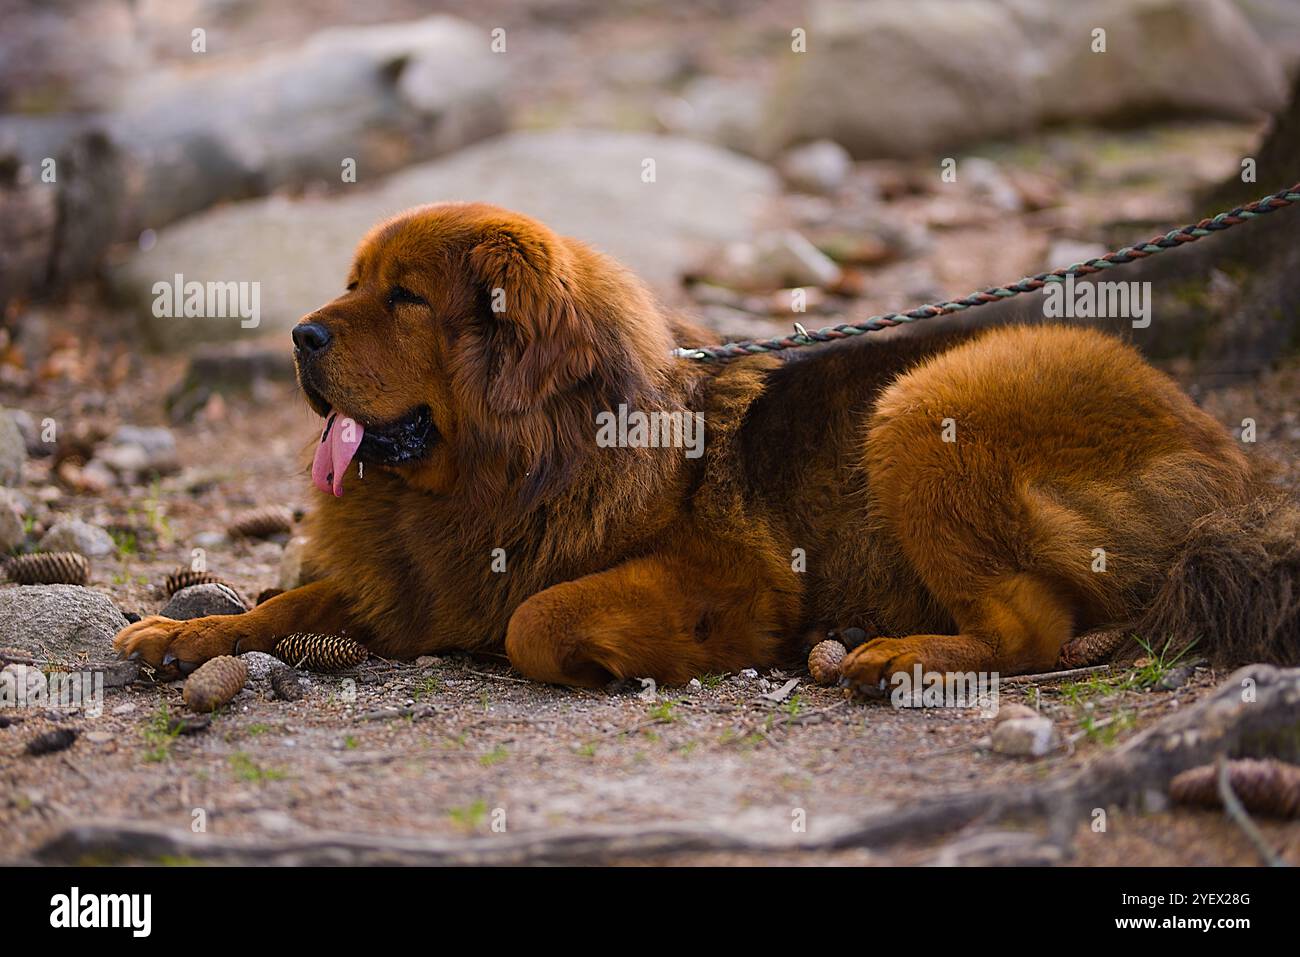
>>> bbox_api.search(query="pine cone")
[4,552,89,585]
[269,665,305,701]
[164,568,229,597]
[1058,628,1126,669]
[182,655,249,713]
[274,633,368,672]
[808,639,847,685]
[228,505,294,539]
[1169,759,1300,818]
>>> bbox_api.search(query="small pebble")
[1157,665,1194,691]
[2,662,47,700]
[111,702,136,715]
[240,651,280,682]
[991,716,1056,757]
[993,702,1039,725]
[98,660,140,688]
[739,668,758,680]
[38,519,115,558]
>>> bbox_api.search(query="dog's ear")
[469,227,597,414]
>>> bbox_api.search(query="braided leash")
[672,181,1300,362]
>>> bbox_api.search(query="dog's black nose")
[292,321,332,355]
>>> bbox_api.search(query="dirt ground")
[3,331,1299,865]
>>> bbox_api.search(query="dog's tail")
[1131,490,1300,666]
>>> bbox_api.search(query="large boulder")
[113,131,780,348]
[0,408,26,486]
[0,0,140,113]
[1231,0,1300,76]
[766,0,1043,158]
[0,585,129,663]
[110,15,509,233]
[766,0,1287,158]
[0,14,509,305]
[1034,0,1288,127]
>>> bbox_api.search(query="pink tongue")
[311,413,365,497]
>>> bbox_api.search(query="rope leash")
[672,181,1300,362]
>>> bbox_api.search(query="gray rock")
[1232,0,1300,75]
[0,487,25,552]
[0,408,26,486]
[0,0,140,112]
[991,716,1057,757]
[0,585,129,662]
[1033,0,1287,128]
[96,659,139,689]
[1158,665,1196,691]
[2,661,46,700]
[1047,239,1108,270]
[110,15,507,233]
[114,131,779,346]
[993,702,1039,725]
[159,582,246,621]
[99,425,178,475]
[768,0,1286,158]
[776,140,853,194]
[240,651,280,682]
[193,530,228,549]
[6,408,47,456]
[767,0,1042,157]
[39,519,116,558]
[704,230,843,291]
[959,157,1022,212]
[657,77,767,156]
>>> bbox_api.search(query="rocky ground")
[3,0,1300,865]
[4,147,1300,863]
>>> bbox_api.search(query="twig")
[767,698,850,730]
[1001,664,1113,685]
[1216,755,1284,867]
[464,669,533,685]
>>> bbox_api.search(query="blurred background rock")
[3,0,1298,357]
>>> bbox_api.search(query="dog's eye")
[387,285,427,309]
[346,281,358,292]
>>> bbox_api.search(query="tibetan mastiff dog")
[115,203,1300,687]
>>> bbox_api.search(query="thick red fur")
[115,203,1300,686]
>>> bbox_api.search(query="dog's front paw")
[839,636,925,693]
[112,615,245,675]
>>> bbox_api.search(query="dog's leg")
[505,554,792,687]
[839,572,1074,690]
[113,579,358,674]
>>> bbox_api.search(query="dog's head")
[294,202,677,505]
